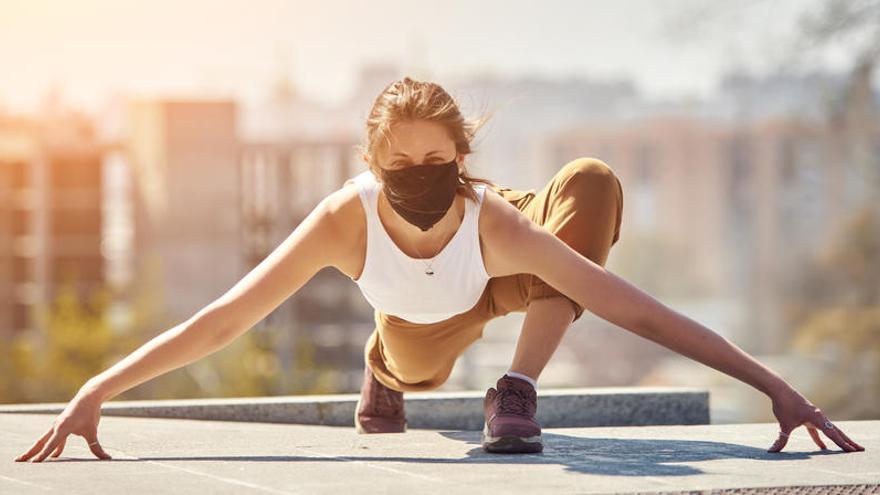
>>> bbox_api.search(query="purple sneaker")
[355,365,407,434]
[481,374,543,453]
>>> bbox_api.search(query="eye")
[389,156,443,168]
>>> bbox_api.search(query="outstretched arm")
[81,192,347,404]
[487,195,865,453]
[15,191,350,463]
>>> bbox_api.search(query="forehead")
[377,120,454,157]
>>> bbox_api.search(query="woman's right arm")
[15,190,350,462]
[86,191,350,402]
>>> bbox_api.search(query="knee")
[558,157,620,197]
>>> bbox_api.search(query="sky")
[0,0,863,114]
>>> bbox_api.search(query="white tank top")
[344,169,491,324]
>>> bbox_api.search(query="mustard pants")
[364,157,624,392]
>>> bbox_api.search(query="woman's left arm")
[491,197,865,453]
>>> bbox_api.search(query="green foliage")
[0,249,348,404]
[289,330,341,395]
[0,335,35,402]
[33,283,117,400]
[196,323,284,398]
[788,204,880,420]
[0,279,145,404]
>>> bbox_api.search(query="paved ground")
[2,414,877,494]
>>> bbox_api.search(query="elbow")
[186,306,242,348]
[630,298,671,341]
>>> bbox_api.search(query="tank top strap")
[347,170,380,227]
[471,183,487,213]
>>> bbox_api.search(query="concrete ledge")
[0,386,709,430]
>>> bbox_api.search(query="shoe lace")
[496,385,533,416]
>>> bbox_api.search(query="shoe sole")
[481,422,543,454]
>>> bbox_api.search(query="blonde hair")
[355,76,498,203]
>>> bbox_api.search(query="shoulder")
[477,186,539,273]
[322,177,367,236]
[478,186,531,241]
[289,178,365,274]
[477,186,571,278]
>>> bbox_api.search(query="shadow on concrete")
[443,430,829,476]
[39,430,844,479]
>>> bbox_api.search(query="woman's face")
[371,120,460,172]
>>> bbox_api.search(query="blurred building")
[544,116,731,292]
[125,99,243,326]
[123,95,421,392]
[542,113,879,354]
[238,136,374,392]
[0,113,107,336]
[444,74,640,190]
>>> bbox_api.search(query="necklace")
[405,202,459,276]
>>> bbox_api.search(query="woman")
[14,77,864,461]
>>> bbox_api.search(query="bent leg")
[509,295,578,380]
[487,157,624,322]
[364,285,494,392]
[364,157,624,392]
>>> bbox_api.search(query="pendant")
[425,268,434,275]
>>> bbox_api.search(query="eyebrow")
[391,150,444,158]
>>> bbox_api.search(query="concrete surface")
[0,386,709,430]
[2,413,877,494]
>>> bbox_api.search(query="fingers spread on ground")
[807,426,827,450]
[17,427,54,462]
[31,430,63,463]
[50,437,67,458]
[768,430,790,453]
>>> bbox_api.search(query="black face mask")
[378,158,461,232]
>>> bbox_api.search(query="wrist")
[77,377,109,404]
[765,375,799,403]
